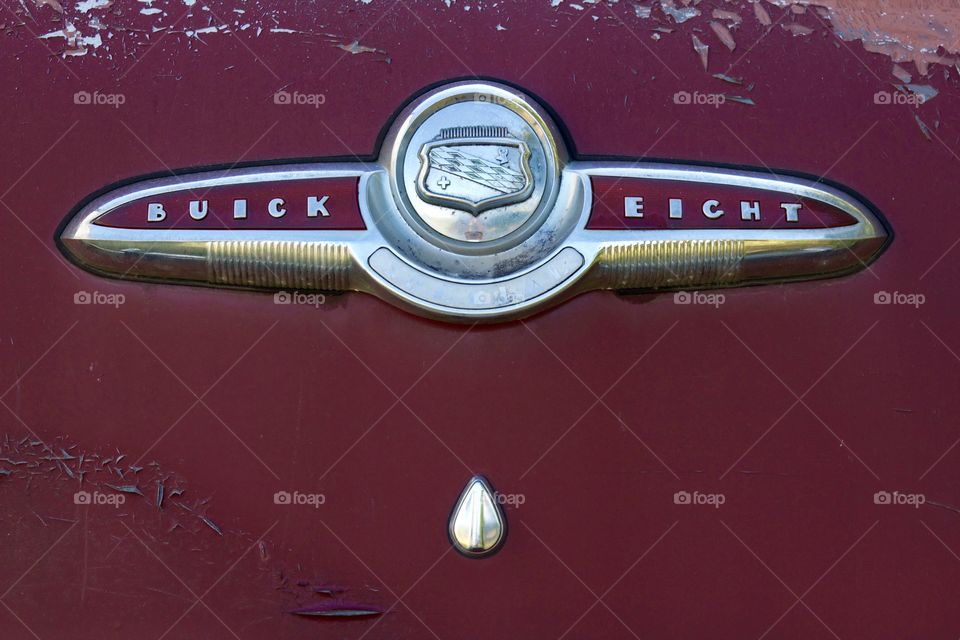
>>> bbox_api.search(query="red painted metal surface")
[1,2,959,639]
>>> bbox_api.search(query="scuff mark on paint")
[289,603,383,618]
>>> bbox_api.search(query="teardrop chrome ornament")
[448,475,505,558]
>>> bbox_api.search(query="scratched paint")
[0,434,382,624]
[6,0,388,60]
[6,0,960,77]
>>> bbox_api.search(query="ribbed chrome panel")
[208,241,352,290]
[598,240,745,289]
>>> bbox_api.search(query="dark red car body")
[1,1,958,638]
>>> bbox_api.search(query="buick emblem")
[60,81,890,322]
[416,127,534,218]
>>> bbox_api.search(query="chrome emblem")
[391,85,559,248]
[59,81,890,323]
[416,126,534,215]
[448,475,505,558]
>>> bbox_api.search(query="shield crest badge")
[416,126,534,215]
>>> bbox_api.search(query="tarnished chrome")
[60,80,890,323]
[448,475,505,558]
[387,83,564,253]
[416,127,534,216]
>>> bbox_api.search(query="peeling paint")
[710,20,736,51]
[11,0,960,85]
[892,64,913,83]
[781,22,814,36]
[754,2,773,26]
[691,33,708,70]
[768,0,960,73]
[0,433,385,626]
[8,0,389,61]
[660,0,699,24]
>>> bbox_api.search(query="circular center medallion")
[389,84,562,252]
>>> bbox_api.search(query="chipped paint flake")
[691,33,708,70]
[713,72,743,85]
[75,0,110,12]
[754,2,772,26]
[772,0,960,72]
[892,64,912,83]
[35,0,63,12]
[725,94,756,106]
[782,22,814,36]
[660,0,699,24]
[710,21,736,51]
[336,39,380,55]
[905,84,939,103]
[712,8,742,24]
